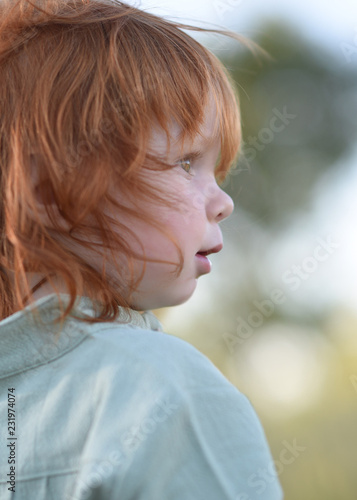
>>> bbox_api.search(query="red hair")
[0,0,250,322]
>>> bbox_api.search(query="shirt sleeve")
[106,337,283,500]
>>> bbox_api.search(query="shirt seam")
[0,332,90,381]
[0,467,79,483]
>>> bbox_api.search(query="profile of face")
[107,101,235,311]
[24,101,234,311]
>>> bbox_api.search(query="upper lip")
[196,244,223,256]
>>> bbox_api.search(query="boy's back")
[0,294,283,499]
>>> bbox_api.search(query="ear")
[29,156,70,231]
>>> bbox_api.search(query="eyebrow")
[177,150,202,160]
[175,133,220,156]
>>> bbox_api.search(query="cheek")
[125,217,178,260]
[160,185,208,238]
[135,208,197,261]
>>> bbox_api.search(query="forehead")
[148,99,220,158]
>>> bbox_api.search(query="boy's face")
[108,101,234,310]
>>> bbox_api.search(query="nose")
[209,184,234,223]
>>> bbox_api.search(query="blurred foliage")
[259,311,357,500]
[220,21,357,227]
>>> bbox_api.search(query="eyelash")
[178,158,193,175]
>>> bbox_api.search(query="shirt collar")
[0,293,163,380]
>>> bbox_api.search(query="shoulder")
[78,322,283,500]
[76,319,269,446]
[82,319,238,396]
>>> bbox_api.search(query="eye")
[178,158,192,174]
[175,152,201,176]
[174,151,202,177]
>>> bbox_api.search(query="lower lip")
[195,254,212,274]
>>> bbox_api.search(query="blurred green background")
[141,2,357,498]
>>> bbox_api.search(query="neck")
[6,271,67,307]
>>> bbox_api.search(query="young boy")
[0,1,283,498]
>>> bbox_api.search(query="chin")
[164,283,197,308]
[132,283,197,310]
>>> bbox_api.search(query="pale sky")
[135,0,357,61]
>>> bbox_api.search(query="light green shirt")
[0,293,283,499]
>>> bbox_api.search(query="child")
[0,1,283,498]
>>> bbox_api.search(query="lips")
[196,244,223,257]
